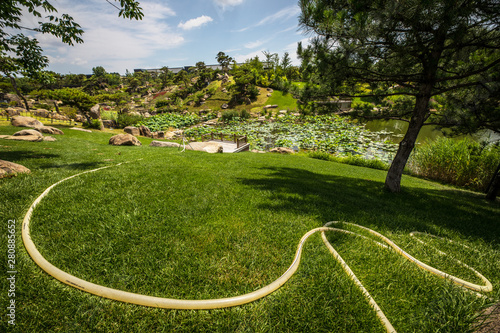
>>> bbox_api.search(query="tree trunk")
[8,75,30,112]
[384,91,432,192]
[486,162,500,201]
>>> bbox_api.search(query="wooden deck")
[206,140,250,153]
[202,133,249,153]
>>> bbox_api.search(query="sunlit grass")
[1,125,499,332]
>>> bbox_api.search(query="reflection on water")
[363,119,499,145]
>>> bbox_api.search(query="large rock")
[270,147,295,154]
[0,160,31,178]
[109,134,142,146]
[33,109,49,118]
[35,126,64,135]
[102,119,116,128]
[3,129,44,142]
[186,142,223,153]
[149,141,180,148]
[89,104,101,119]
[139,125,152,137]
[124,126,140,136]
[6,107,21,116]
[11,116,43,128]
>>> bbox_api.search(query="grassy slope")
[1,125,499,332]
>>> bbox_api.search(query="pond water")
[362,119,499,145]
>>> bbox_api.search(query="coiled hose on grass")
[22,163,493,333]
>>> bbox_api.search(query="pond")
[363,119,499,145]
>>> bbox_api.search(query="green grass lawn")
[1,125,499,332]
[266,90,298,111]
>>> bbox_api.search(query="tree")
[1,0,143,110]
[42,88,95,124]
[298,0,500,192]
[216,51,233,74]
[157,66,173,89]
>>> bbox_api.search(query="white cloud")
[37,0,184,73]
[214,0,244,10]
[244,40,265,49]
[237,5,300,32]
[178,15,214,30]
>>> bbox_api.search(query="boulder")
[35,126,64,135]
[221,103,229,109]
[139,125,152,137]
[43,136,57,142]
[33,109,49,118]
[0,160,31,178]
[102,119,116,128]
[124,126,140,136]
[89,104,101,119]
[186,142,223,153]
[156,131,165,139]
[264,104,278,109]
[149,141,180,148]
[11,116,43,128]
[109,134,142,146]
[6,107,21,116]
[270,147,295,154]
[164,131,177,140]
[3,129,44,142]
[4,94,22,106]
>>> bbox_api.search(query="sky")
[21,0,311,75]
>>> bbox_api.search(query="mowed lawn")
[1,124,499,332]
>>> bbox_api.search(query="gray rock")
[149,141,180,148]
[139,125,152,137]
[89,104,101,119]
[124,126,140,136]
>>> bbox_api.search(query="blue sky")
[28,0,309,75]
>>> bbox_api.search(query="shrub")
[116,113,144,128]
[221,109,250,122]
[34,103,52,110]
[155,100,170,109]
[83,119,102,130]
[408,137,500,192]
[309,151,389,170]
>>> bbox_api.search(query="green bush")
[83,119,102,130]
[408,137,500,192]
[116,113,144,128]
[34,103,52,110]
[221,109,250,122]
[309,151,389,170]
[155,100,170,109]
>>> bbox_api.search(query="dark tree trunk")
[486,162,500,201]
[385,89,432,192]
[8,75,30,112]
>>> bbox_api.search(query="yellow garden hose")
[22,163,493,333]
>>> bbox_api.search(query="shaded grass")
[1,125,499,332]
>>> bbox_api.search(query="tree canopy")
[298,0,500,192]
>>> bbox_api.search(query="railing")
[202,132,248,148]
